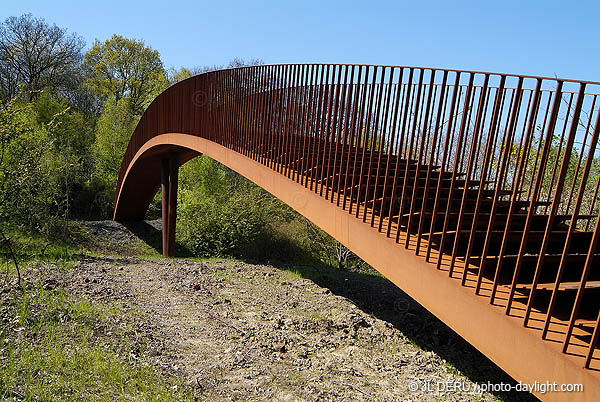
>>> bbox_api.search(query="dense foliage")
[176,156,366,267]
[83,34,165,115]
[178,157,285,257]
[0,13,359,269]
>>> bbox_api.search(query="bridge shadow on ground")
[121,220,193,256]
[128,223,538,402]
[263,259,541,402]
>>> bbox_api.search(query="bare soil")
[50,221,539,401]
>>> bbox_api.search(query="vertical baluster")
[345,66,368,213]
[520,83,586,324]
[385,69,414,239]
[405,70,436,247]
[336,65,356,205]
[498,81,563,308]
[435,73,475,270]
[448,75,490,277]
[415,71,448,253]
[426,73,462,262]
[354,67,378,218]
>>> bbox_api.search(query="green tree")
[177,156,290,258]
[92,97,137,192]
[0,95,57,229]
[34,93,93,164]
[0,14,85,102]
[168,67,193,85]
[83,34,165,115]
[33,92,99,218]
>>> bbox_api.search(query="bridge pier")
[160,154,179,257]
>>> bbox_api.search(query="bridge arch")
[114,65,600,401]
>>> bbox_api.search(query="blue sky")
[2,0,600,82]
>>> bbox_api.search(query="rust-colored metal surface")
[114,64,600,401]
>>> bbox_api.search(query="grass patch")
[0,272,198,401]
[445,361,460,375]
[292,308,325,322]
[3,223,87,263]
[284,269,303,280]
[2,221,167,263]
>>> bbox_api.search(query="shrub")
[176,155,367,269]
[177,156,292,258]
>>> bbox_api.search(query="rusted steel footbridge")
[114,64,600,401]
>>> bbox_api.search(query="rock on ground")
[36,252,536,402]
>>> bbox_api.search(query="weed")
[0,276,198,401]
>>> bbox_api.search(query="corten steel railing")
[114,64,600,390]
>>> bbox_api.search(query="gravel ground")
[36,221,540,401]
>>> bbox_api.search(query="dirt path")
[53,249,537,402]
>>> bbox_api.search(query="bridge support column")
[161,159,169,256]
[160,154,179,257]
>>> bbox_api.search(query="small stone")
[273,343,286,353]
